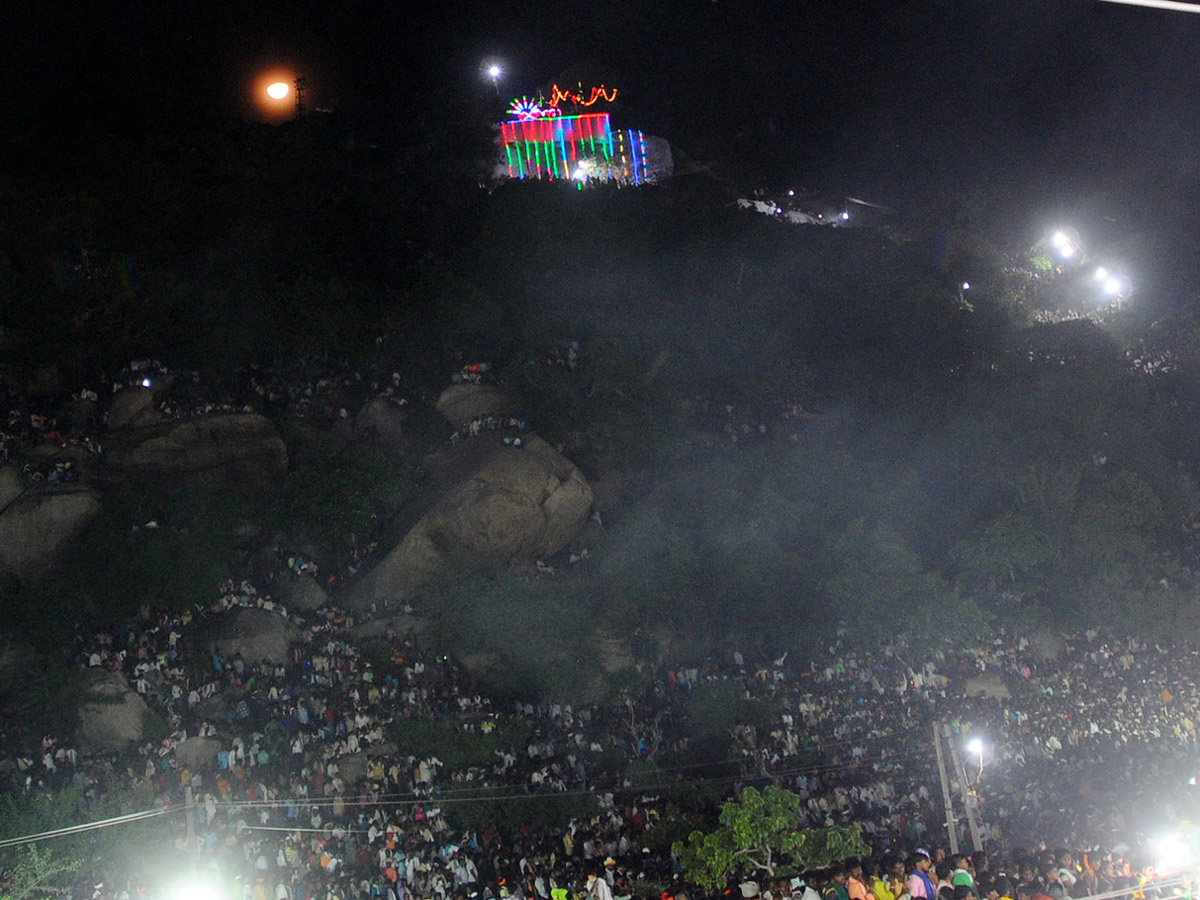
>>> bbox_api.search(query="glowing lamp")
[961,282,971,291]
[1104,277,1123,294]
[487,65,502,79]
[1052,231,1069,247]
[840,211,849,221]
[266,82,289,100]
[141,378,152,388]
[966,738,983,756]
[1095,267,1108,280]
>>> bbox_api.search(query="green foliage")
[0,783,160,900]
[387,718,533,771]
[0,657,87,738]
[672,787,869,892]
[950,510,1054,592]
[0,844,79,900]
[271,447,416,548]
[685,681,774,740]
[5,482,241,645]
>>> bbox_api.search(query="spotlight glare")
[266,82,289,100]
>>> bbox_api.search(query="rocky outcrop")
[964,674,1011,699]
[209,608,300,664]
[0,484,102,580]
[274,574,328,612]
[175,736,222,769]
[103,413,287,487]
[77,670,162,751]
[347,434,592,609]
[108,387,162,430]
[435,384,515,426]
[0,467,23,510]
[355,397,409,456]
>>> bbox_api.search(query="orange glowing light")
[267,82,289,100]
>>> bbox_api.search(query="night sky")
[4,0,1200,212]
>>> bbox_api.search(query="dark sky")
[4,0,1200,205]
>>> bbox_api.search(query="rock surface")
[77,670,161,751]
[435,384,515,426]
[348,435,592,608]
[103,413,287,486]
[355,397,410,456]
[108,387,161,430]
[0,484,102,580]
[0,467,24,511]
[963,674,1011,699]
[274,574,329,612]
[209,608,300,664]
[175,736,222,769]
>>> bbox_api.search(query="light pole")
[948,730,984,853]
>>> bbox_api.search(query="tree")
[672,786,868,893]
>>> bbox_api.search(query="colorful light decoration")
[505,85,618,121]
[498,113,615,180]
[508,97,559,121]
[548,84,617,109]
[497,113,649,184]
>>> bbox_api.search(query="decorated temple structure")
[495,85,672,185]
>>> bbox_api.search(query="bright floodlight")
[1052,231,1069,247]
[966,737,983,756]
[840,210,850,220]
[173,882,223,900]
[487,65,502,79]
[266,82,289,100]
[1104,277,1123,294]
[962,282,971,291]
[1155,834,1190,873]
[1095,267,1108,280]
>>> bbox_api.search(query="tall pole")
[185,784,198,872]
[944,726,983,853]
[933,722,959,855]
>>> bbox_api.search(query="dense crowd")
[4,358,1200,900]
[6,573,1200,900]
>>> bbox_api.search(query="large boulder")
[273,574,328,612]
[435,384,515,426]
[103,413,287,488]
[0,484,102,580]
[964,674,1011,699]
[175,736,222,769]
[347,434,592,608]
[209,608,300,664]
[0,466,24,511]
[355,397,410,456]
[108,387,161,430]
[77,670,163,751]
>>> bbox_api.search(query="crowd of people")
[3,357,1200,900]
[5,571,1200,900]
